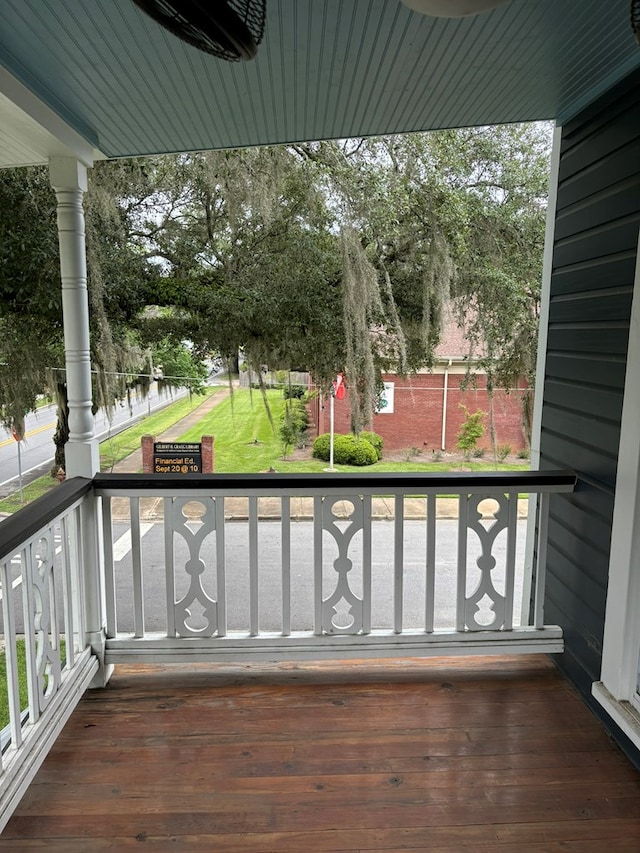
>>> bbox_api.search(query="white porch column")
[50,157,111,686]
[49,157,99,478]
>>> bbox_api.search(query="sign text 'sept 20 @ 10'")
[153,441,202,474]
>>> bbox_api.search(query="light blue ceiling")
[0,0,638,160]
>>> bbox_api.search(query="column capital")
[49,157,88,192]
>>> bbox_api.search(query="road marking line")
[113,523,153,561]
[0,420,58,449]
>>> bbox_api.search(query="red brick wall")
[312,373,528,453]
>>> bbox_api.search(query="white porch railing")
[0,469,575,831]
[0,478,98,832]
[94,471,576,664]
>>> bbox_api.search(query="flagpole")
[17,439,24,504]
[325,373,343,472]
[329,390,335,471]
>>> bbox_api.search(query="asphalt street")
[0,384,188,498]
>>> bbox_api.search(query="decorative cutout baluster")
[320,495,367,635]
[463,494,510,631]
[30,532,62,710]
[169,497,219,638]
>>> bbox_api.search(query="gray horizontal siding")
[546,323,630,354]
[551,250,636,295]
[557,139,640,209]
[541,432,618,489]
[548,288,633,324]
[544,352,626,389]
[552,214,640,267]
[543,377,624,422]
[540,66,640,756]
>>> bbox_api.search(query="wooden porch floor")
[2,655,640,851]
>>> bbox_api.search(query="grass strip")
[0,639,27,730]
[99,387,220,472]
[0,638,67,731]
[180,389,287,472]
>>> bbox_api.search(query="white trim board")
[521,125,562,625]
[593,227,640,750]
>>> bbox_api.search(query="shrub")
[517,448,530,459]
[283,384,306,400]
[456,405,486,459]
[279,399,309,456]
[404,446,422,461]
[360,431,383,459]
[496,444,511,462]
[472,447,485,458]
[312,433,331,460]
[334,435,377,466]
[312,433,377,466]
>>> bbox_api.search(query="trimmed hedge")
[360,431,383,459]
[312,432,331,460]
[312,433,378,466]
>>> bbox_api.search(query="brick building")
[310,319,529,455]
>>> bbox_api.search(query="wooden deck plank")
[1,655,640,849]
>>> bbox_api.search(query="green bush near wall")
[360,431,383,459]
[312,433,379,466]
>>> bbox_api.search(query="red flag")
[333,373,345,400]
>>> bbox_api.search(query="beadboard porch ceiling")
[0,0,639,168]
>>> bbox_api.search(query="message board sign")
[153,441,202,474]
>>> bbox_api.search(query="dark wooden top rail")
[1,470,578,564]
[94,470,577,494]
[0,477,92,564]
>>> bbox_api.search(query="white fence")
[0,479,98,832]
[94,471,575,663]
[0,469,575,831]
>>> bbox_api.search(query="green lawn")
[276,457,528,474]
[0,387,527,514]
[0,640,27,730]
[99,387,222,471]
[180,389,527,474]
[180,389,288,471]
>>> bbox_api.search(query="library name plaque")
[153,442,202,474]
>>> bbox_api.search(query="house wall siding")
[541,68,640,759]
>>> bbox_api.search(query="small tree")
[279,398,309,457]
[456,405,486,459]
